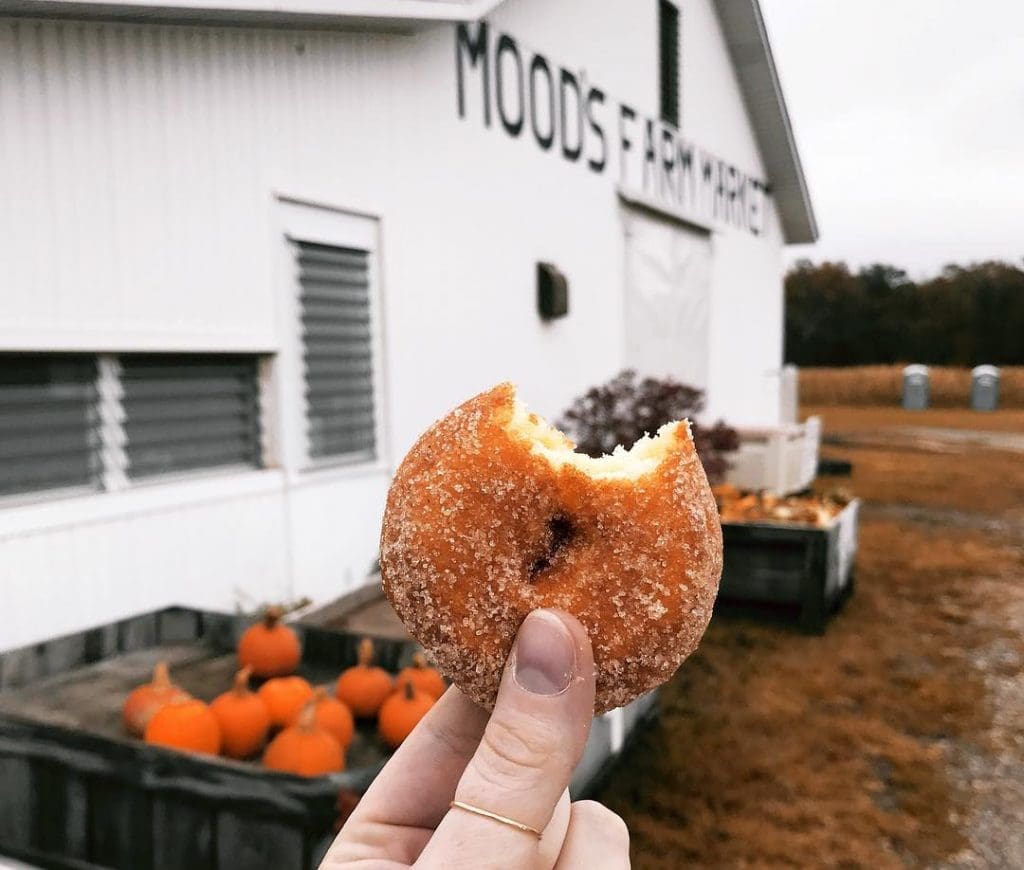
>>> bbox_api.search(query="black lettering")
[585,87,607,173]
[642,119,657,194]
[456,22,490,126]
[619,104,636,184]
[661,127,676,201]
[495,35,524,136]
[676,139,695,205]
[559,68,583,161]
[529,54,555,150]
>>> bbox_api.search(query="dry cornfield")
[798,365,1024,407]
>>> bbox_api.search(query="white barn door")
[622,208,713,389]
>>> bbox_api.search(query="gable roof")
[712,0,818,243]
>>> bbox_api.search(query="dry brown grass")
[799,366,1024,408]
[598,408,1024,868]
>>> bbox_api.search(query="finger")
[554,801,631,869]
[338,686,488,832]
[418,609,596,869]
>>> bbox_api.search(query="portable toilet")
[902,365,930,410]
[971,365,1000,412]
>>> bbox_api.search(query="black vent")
[121,354,262,478]
[294,240,377,463]
[0,354,100,496]
[659,0,681,128]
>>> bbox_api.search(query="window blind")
[659,0,681,128]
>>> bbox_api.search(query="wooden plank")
[157,609,201,645]
[0,756,33,849]
[118,613,159,652]
[152,796,215,870]
[89,776,154,869]
[31,760,89,859]
[216,815,305,870]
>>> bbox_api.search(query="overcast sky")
[759,0,1024,278]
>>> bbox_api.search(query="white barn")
[0,0,816,650]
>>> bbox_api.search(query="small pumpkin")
[238,606,301,677]
[144,699,222,755]
[394,652,446,700]
[301,687,354,749]
[123,662,191,737]
[258,675,314,728]
[211,666,272,759]
[378,682,435,748]
[336,638,394,718]
[263,698,345,776]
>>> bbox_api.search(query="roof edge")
[712,0,818,244]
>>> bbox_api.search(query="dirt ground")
[598,407,1024,868]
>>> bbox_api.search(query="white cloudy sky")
[759,0,1024,278]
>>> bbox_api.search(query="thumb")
[417,609,596,868]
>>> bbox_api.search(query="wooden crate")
[717,500,860,634]
[0,605,416,870]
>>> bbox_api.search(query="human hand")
[320,609,630,869]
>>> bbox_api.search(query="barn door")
[622,208,712,389]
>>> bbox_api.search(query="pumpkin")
[210,666,272,759]
[395,652,446,700]
[123,662,191,737]
[144,699,222,755]
[378,682,435,748]
[263,699,345,776]
[336,638,393,718]
[301,687,354,749]
[238,606,301,677]
[258,675,314,728]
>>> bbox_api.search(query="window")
[293,239,377,463]
[659,0,681,128]
[121,354,262,479]
[0,354,100,497]
[0,352,263,502]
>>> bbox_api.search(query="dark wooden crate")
[0,605,416,870]
[716,500,860,634]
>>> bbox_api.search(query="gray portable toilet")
[971,365,1000,411]
[902,364,930,410]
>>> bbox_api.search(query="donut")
[380,383,723,713]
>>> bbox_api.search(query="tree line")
[784,259,1024,366]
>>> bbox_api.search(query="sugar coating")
[380,383,724,714]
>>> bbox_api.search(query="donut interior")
[506,396,688,481]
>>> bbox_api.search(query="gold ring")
[449,800,543,838]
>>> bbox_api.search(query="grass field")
[799,365,1024,408]
[598,407,1024,868]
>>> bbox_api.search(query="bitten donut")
[381,383,723,713]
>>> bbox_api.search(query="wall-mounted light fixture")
[537,262,569,320]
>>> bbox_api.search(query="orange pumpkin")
[336,638,393,718]
[238,606,301,677]
[144,699,222,755]
[263,699,345,776]
[258,675,314,728]
[301,688,354,749]
[210,666,272,759]
[394,652,446,700]
[123,662,191,737]
[378,682,435,748]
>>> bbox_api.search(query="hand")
[320,609,631,869]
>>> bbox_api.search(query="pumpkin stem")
[263,605,284,629]
[412,652,427,670]
[357,638,374,667]
[404,681,415,701]
[313,686,328,703]
[297,697,318,732]
[233,666,252,696]
[152,661,171,688]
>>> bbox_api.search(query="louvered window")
[0,354,100,497]
[659,0,681,128]
[294,240,377,463]
[120,354,262,479]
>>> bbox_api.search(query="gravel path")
[934,579,1024,868]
